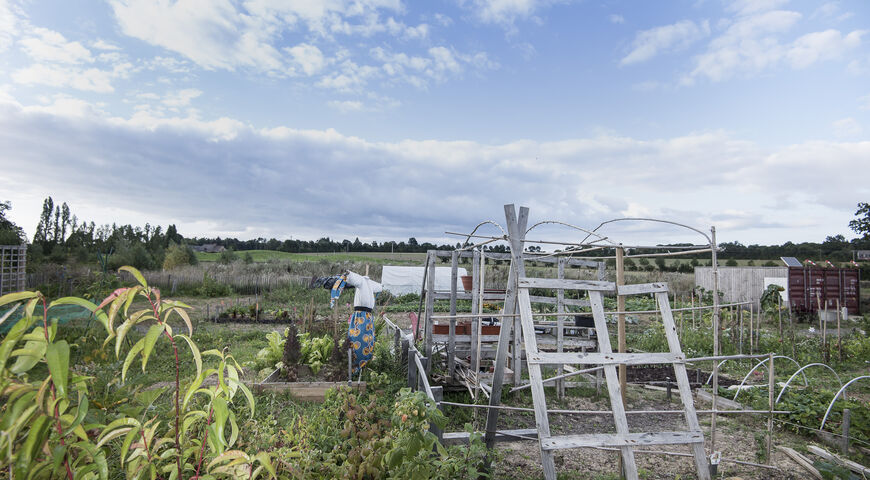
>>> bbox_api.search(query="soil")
[485,387,813,479]
[626,365,741,388]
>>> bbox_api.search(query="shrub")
[0,266,275,479]
[218,249,239,264]
[163,242,197,270]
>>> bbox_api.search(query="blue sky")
[1,0,869,247]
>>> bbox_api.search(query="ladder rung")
[518,277,615,292]
[528,352,684,366]
[541,431,704,451]
[617,282,668,295]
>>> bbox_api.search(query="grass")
[195,249,425,264]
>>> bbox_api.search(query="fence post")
[841,408,851,454]
[407,349,418,390]
[401,338,409,368]
[430,386,443,443]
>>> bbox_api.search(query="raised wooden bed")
[252,369,365,402]
[433,323,500,336]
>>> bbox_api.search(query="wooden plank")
[424,253,436,363]
[429,249,602,268]
[541,431,704,451]
[253,381,366,401]
[529,295,591,307]
[655,290,711,480]
[557,257,566,398]
[519,277,615,291]
[471,249,481,376]
[618,282,669,296]
[528,352,684,366]
[448,251,458,377]
[485,205,529,449]
[695,389,744,410]
[517,287,556,479]
[589,290,639,479]
[777,446,824,479]
[443,428,538,445]
[807,445,870,475]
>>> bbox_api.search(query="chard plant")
[0,266,275,479]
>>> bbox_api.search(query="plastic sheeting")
[381,266,468,296]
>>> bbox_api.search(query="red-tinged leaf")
[96,288,129,311]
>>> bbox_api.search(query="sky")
[1,0,869,247]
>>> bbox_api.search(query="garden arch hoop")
[733,356,805,401]
[775,363,842,404]
[820,375,870,430]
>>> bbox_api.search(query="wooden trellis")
[0,245,27,296]
[495,206,709,480]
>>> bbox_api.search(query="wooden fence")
[138,271,311,295]
[0,245,27,296]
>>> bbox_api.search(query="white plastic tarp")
[381,266,468,296]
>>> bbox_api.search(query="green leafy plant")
[0,266,276,479]
[255,329,287,370]
[298,332,334,374]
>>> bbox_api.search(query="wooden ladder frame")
[515,279,710,480]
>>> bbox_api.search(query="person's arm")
[369,279,383,294]
[344,271,365,288]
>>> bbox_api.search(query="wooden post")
[841,408,851,454]
[448,251,458,378]
[556,257,566,398]
[485,205,529,449]
[401,337,409,368]
[710,226,720,455]
[778,294,783,340]
[424,253,436,366]
[407,347,418,390]
[691,289,696,329]
[616,246,627,479]
[431,386,444,442]
[418,357,429,391]
[616,246,627,407]
[837,299,842,362]
[739,306,744,355]
[767,352,774,466]
[471,249,481,381]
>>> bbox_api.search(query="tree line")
[1,197,869,272]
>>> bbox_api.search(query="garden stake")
[767,352,774,467]
[836,299,842,362]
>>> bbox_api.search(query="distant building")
[192,244,226,253]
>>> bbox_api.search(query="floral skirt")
[348,310,375,375]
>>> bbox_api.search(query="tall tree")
[849,202,870,238]
[0,201,25,244]
[34,196,54,244]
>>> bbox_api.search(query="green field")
[195,249,426,264]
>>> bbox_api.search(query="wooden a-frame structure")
[485,205,710,480]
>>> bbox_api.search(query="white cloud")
[1,98,866,244]
[832,117,862,137]
[286,43,326,76]
[92,39,121,51]
[19,27,94,64]
[785,29,865,69]
[162,88,203,108]
[0,0,19,52]
[108,0,283,72]
[11,64,119,93]
[371,46,496,87]
[621,20,709,65]
[682,4,865,84]
[609,14,624,25]
[328,99,364,112]
[860,94,870,110]
[460,0,566,27]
